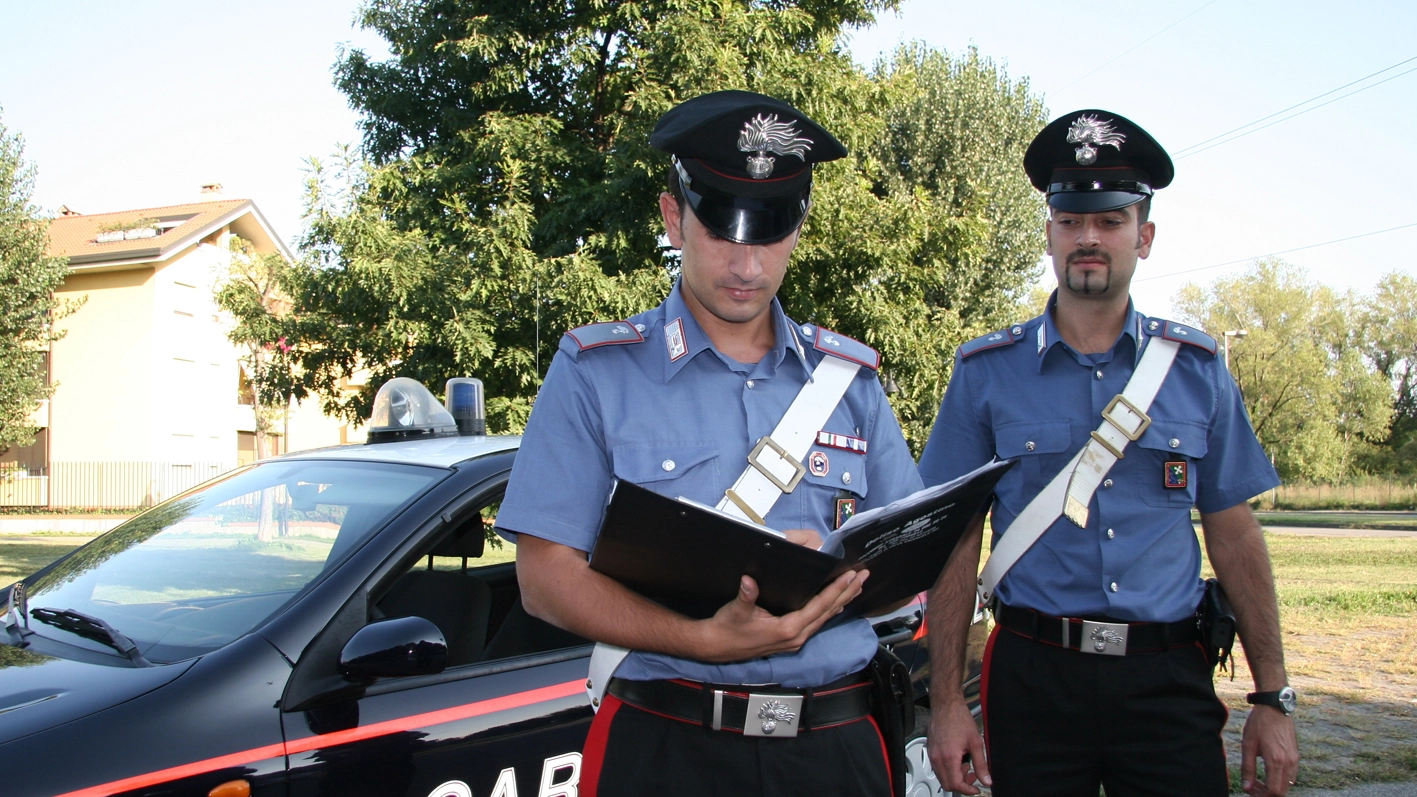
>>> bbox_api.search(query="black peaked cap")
[651,90,847,244]
[1024,109,1174,213]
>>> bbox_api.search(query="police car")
[2,378,984,797]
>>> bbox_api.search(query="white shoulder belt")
[586,353,863,709]
[977,337,1181,604]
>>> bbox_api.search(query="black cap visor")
[1047,180,1153,213]
[683,179,809,245]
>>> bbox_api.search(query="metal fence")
[0,462,236,510]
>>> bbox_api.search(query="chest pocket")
[611,444,720,505]
[993,419,1072,513]
[801,443,868,500]
[1135,420,1208,507]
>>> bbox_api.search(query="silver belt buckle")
[742,693,803,737]
[1081,620,1128,656]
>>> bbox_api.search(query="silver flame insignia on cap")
[737,114,814,179]
[1066,114,1127,166]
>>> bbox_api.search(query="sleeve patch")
[564,321,645,351]
[1148,318,1217,355]
[813,328,880,371]
[959,328,1018,358]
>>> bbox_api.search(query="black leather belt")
[995,603,1199,656]
[607,674,872,738]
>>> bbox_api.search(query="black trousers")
[982,625,1230,797]
[581,692,893,797]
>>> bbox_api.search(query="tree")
[1358,271,1417,472]
[1175,259,1392,482]
[215,236,293,462]
[239,1,1045,450]
[0,111,76,453]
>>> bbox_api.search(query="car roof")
[276,434,522,469]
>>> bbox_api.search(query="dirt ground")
[1217,622,1417,792]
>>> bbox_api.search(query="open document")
[588,459,1013,618]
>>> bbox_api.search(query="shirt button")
[1095,370,1104,380]
[1107,528,1115,539]
[1110,582,1119,592]
[842,472,852,485]
[1025,441,1036,452]
[661,460,675,472]
[1103,479,1113,488]
[1169,438,1180,448]
[746,380,755,389]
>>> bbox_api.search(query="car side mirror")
[339,616,448,679]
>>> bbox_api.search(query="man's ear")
[1044,218,1052,255]
[1137,220,1156,260]
[659,192,684,250]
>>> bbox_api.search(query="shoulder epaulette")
[563,320,645,351]
[801,325,880,371]
[959,324,1024,359]
[1143,317,1217,355]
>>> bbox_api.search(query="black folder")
[588,459,1013,618]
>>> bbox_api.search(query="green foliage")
[0,111,78,452]
[214,237,295,458]
[95,217,159,234]
[1358,271,1417,473]
[234,0,1045,449]
[1175,259,1393,482]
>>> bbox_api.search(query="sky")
[2,0,1414,318]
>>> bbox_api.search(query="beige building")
[0,195,354,508]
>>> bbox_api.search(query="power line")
[1172,56,1417,158]
[1133,221,1417,283]
[1046,1,1218,98]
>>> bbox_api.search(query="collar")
[1036,291,1145,372]
[660,280,800,383]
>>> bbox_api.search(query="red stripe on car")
[54,679,586,797]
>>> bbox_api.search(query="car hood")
[0,645,195,744]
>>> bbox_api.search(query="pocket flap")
[995,420,1072,458]
[1137,420,1208,458]
[612,444,719,484]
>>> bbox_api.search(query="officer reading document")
[495,91,924,797]
[919,110,1300,797]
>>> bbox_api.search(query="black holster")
[865,644,914,797]
[1198,577,1237,678]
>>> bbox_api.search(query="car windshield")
[21,459,447,663]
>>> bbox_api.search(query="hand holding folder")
[588,459,1013,618]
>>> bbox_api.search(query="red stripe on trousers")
[866,713,894,795]
[980,624,1000,755]
[579,694,623,797]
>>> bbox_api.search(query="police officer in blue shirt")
[495,90,924,797]
[919,110,1299,797]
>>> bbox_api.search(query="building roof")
[46,199,293,270]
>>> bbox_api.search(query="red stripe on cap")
[690,157,805,184]
[53,679,585,797]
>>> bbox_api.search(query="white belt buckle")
[743,693,803,737]
[1080,620,1128,656]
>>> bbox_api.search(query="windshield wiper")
[29,607,153,667]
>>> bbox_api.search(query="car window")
[373,494,588,668]
[25,460,447,663]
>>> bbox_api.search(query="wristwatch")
[1246,686,1297,715]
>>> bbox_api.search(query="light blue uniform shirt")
[497,281,923,687]
[918,295,1279,623]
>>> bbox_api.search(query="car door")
[281,479,595,797]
